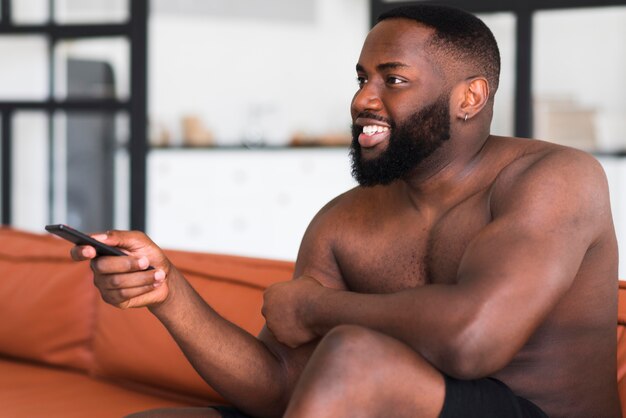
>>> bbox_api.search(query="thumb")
[93,230,153,253]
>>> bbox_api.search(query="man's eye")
[387,76,404,85]
[356,77,367,88]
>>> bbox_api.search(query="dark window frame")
[0,0,148,230]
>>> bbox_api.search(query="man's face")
[350,93,450,186]
[350,19,451,186]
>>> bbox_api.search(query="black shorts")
[211,376,549,418]
[210,405,251,418]
[440,375,548,418]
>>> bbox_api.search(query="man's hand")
[262,276,330,348]
[70,230,172,309]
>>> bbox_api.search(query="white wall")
[149,0,370,145]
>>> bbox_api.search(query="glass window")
[477,12,516,137]
[50,111,129,231]
[11,0,49,25]
[55,0,129,24]
[12,112,49,231]
[533,7,626,152]
[0,36,49,101]
[54,38,130,101]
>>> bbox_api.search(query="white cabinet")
[147,149,357,261]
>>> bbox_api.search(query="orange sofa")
[1,227,625,417]
[0,228,293,417]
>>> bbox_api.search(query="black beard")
[350,95,451,187]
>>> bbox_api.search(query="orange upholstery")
[0,228,97,371]
[0,358,194,418]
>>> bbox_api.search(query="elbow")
[437,322,513,380]
[440,346,492,380]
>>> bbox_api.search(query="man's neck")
[399,132,493,212]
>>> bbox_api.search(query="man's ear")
[452,77,490,122]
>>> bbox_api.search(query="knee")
[315,324,382,365]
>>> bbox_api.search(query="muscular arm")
[281,150,614,379]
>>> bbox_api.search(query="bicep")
[292,197,348,291]
[454,151,610,360]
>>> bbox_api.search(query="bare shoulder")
[492,137,607,187]
[490,138,611,226]
[294,186,386,288]
[303,185,391,234]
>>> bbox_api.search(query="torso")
[323,136,620,417]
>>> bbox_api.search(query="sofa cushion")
[0,228,97,372]
[90,249,295,403]
[0,357,204,418]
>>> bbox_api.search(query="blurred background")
[1,0,625,276]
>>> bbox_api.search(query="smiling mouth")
[362,125,390,136]
[358,124,391,149]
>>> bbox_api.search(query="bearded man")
[72,5,620,418]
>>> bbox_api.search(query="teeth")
[362,125,389,136]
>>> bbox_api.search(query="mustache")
[354,112,393,127]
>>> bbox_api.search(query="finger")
[102,283,163,308]
[95,269,166,308]
[70,244,97,261]
[94,269,164,291]
[91,255,152,275]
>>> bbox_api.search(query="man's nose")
[351,83,383,114]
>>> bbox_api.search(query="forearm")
[305,283,518,378]
[149,268,290,417]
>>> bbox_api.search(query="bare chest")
[334,194,492,293]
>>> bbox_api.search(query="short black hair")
[378,5,500,97]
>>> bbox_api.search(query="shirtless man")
[71,5,620,418]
